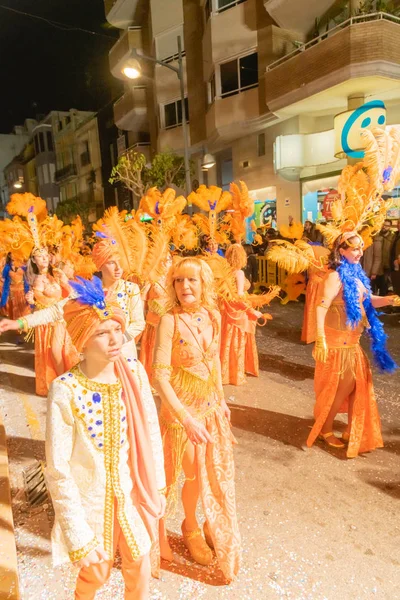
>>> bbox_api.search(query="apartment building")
[105,0,400,225]
[54,109,105,223]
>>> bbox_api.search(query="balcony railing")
[266,12,400,72]
[54,163,77,182]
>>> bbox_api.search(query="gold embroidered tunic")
[45,358,165,565]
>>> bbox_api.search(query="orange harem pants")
[74,512,151,600]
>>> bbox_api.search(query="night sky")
[0,0,121,133]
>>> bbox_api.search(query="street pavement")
[0,301,399,600]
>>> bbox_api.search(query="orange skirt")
[220,318,258,386]
[307,343,383,458]
[161,403,241,582]
[9,287,30,320]
[35,321,79,396]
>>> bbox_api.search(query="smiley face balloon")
[334,100,386,159]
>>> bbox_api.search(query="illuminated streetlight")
[121,58,141,80]
[201,153,216,170]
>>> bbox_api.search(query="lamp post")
[123,35,192,213]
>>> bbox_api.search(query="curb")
[0,409,20,600]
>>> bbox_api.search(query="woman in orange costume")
[152,257,241,582]
[307,233,399,457]
[220,243,261,386]
[26,247,79,396]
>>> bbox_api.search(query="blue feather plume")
[69,276,107,309]
[337,259,397,373]
[95,231,109,239]
[0,263,12,308]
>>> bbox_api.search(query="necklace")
[179,305,209,333]
[180,302,201,314]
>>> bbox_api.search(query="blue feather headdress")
[69,276,114,319]
[337,259,397,373]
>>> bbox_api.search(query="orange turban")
[64,299,125,352]
[92,239,119,271]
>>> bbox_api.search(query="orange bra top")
[171,309,220,369]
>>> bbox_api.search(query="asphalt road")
[0,302,399,600]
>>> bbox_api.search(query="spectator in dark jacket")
[243,244,258,293]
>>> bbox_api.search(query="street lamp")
[201,153,216,170]
[122,36,192,213]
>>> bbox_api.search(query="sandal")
[318,431,345,449]
[203,520,214,550]
[341,431,350,443]
[182,520,213,566]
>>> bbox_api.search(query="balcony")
[264,13,400,116]
[113,88,148,131]
[264,0,339,37]
[206,87,275,144]
[104,0,139,29]
[54,163,77,182]
[109,27,143,80]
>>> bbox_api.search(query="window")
[66,116,71,125]
[258,133,265,157]
[110,143,116,167]
[163,98,189,129]
[49,163,55,183]
[43,164,49,184]
[217,0,246,13]
[155,26,185,63]
[220,52,258,97]
[37,166,43,186]
[208,73,216,105]
[47,132,54,152]
[39,132,45,153]
[221,158,233,191]
[57,121,63,132]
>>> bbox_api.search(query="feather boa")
[0,263,12,308]
[337,259,397,373]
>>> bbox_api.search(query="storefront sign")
[322,190,338,220]
[334,101,386,159]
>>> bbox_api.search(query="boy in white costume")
[45,276,165,599]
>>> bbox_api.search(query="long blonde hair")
[165,257,217,312]
[225,243,247,270]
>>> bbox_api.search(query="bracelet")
[17,318,28,332]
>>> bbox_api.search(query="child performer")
[45,277,166,599]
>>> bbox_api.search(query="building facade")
[0,123,34,216]
[32,115,59,212]
[105,0,400,225]
[53,109,105,224]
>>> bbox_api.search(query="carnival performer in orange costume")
[1,194,79,396]
[220,243,262,385]
[8,264,30,320]
[26,246,79,396]
[153,257,241,583]
[307,233,399,457]
[139,277,169,380]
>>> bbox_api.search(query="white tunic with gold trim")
[45,357,165,566]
